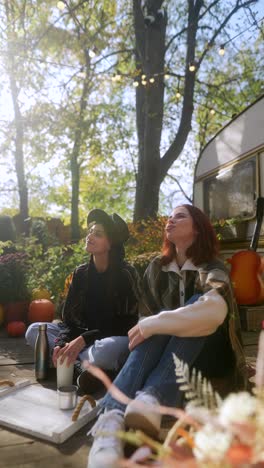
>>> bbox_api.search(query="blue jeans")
[102,294,211,411]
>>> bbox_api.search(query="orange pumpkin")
[7,321,26,337]
[28,299,55,323]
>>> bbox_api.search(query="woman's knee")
[25,322,59,350]
[25,323,40,347]
[89,337,129,370]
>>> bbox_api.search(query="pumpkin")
[7,321,26,337]
[0,304,4,326]
[28,299,55,323]
[31,288,51,301]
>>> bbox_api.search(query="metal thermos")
[35,323,49,380]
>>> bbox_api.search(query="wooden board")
[0,380,100,444]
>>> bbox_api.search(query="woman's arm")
[137,265,231,339]
[138,288,228,339]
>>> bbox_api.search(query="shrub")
[22,237,88,314]
[126,216,167,276]
[0,252,29,304]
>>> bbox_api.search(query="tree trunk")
[70,49,91,241]
[133,0,167,221]
[5,0,29,235]
[10,77,29,235]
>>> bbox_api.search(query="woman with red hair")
[88,205,247,468]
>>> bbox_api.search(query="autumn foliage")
[126,216,167,274]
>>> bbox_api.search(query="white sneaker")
[87,409,125,468]
[124,392,161,438]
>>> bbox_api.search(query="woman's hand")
[128,323,145,351]
[52,336,86,367]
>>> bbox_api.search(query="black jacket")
[55,260,141,348]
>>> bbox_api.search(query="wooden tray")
[0,380,100,444]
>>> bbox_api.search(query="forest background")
[0,0,263,239]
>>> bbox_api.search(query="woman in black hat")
[26,209,141,391]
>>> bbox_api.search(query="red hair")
[161,204,219,266]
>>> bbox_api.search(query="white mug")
[56,356,74,388]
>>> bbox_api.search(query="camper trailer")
[193,94,264,256]
[193,95,264,329]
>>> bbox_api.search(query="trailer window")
[204,157,256,222]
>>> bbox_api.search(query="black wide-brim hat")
[87,209,129,245]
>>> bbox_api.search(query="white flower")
[185,402,212,424]
[219,392,257,426]
[193,424,232,462]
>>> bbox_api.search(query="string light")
[210,109,216,115]
[0,8,261,95]
[88,50,96,58]
[57,1,66,10]
[218,45,225,56]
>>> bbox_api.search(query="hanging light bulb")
[164,73,170,79]
[210,109,216,115]
[133,80,139,87]
[141,79,147,86]
[189,62,196,72]
[219,45,225,56]
[57,1,66,10]
[149,77,155,83]
[176,91,181,99]
[141,74,146,80]
[88,50,96,58]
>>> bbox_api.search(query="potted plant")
[213,217,249,240]
[0,251,30,323]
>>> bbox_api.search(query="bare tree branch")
[166,173,192,203]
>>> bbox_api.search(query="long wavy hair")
[161,204,219,266]
[88,231,126,298]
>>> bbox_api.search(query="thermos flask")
[35,323,49,380]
